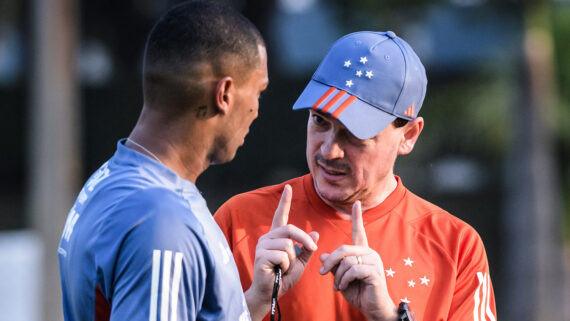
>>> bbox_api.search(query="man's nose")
[320,133,344,160]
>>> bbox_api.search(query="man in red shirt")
[215,31,497,321]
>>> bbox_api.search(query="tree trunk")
[503,2,564,320]
[29,0,80,320]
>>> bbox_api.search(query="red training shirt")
[214,174,497,321]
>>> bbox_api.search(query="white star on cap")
[360,56,368,64]
[356,70,363,77]
[385,268,395,277]
[400,297,411,304]
[344,60,351,67]
[365,71,374,79]
[346,80,354,88]
[420,276,430,285]
[404,257,414,267]
[408,280,416,288]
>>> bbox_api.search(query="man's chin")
[314,179,352,203]
[210,149,238,165]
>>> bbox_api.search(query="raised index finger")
[271,184,292,230]
[352,200,368,247]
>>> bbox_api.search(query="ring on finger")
[356,255,363,264]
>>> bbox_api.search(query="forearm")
[363,302,399,321]
[244,287,271,321]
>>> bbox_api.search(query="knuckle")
[371,251,381,261]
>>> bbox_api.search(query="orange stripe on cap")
[321,91,347,113]
[312,87,337,110]
[331,95,357,119]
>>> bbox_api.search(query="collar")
[112,138,200,196]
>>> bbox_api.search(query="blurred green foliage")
[419,69,512,162]
[552,5,570,140]
[333,0,570,239]
[551,4,570,239]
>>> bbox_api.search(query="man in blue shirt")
[58,2,319,320]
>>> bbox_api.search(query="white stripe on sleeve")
[149,250,161,321]
[160,251,173,321]
[170,252,184,321]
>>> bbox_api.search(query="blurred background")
[0,0,569,320]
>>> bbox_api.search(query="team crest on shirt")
[384,256,432,304]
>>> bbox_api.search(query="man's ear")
[398,117,424,155]
[214,76,234,115]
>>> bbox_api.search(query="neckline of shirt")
[114,138,200,196]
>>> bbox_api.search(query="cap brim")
[292,80,396,140]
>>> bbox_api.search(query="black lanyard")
[270,266,282,321]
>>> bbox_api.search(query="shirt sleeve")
[98,188,211,321]
[447,229,497,321]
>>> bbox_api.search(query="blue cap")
[292,31,427,139]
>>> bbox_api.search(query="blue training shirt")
[58,139,251,321]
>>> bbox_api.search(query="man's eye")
[312,114,325,124]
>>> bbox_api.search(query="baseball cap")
[292,31,427,140]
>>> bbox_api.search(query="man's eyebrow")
[311,109,334,121]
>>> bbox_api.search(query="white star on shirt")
[344,60,351,67]
[420,276,430,285]
[365,71,374,79]
[400,297,411,304]
[356,70,363,77]
[385,268,395,277]
[360,56,368,64]
[404,257,414,267]
[408,280,416,288]
[346,80,354,88]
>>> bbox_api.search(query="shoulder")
[400,188,486,261]
[216,175,306,216]
[93,188,212,290]
[401,188,475,234]
[102,187,206,247]
[115,187,190,221]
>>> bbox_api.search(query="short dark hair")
[143,1,265,110]
[393,118,409,128]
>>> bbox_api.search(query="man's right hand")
[318,201,398,321]
[245,184,319,321]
